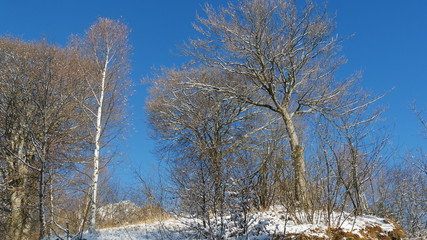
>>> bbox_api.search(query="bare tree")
[379,105,427,237]
[0,19,131,238]
[0,38,35,240]
[314,99,387,217]
[0,38,91,240]
[410,105,427,176]
[374,162,427,238]
[70,18,131,232]
[148,68,277,238]
[185,0,360,206]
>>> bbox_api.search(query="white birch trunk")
[82,18,130,232]
[88,59,108,232]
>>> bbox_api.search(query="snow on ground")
[75,206,404,240]
[83,218,188,240]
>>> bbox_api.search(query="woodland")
[0,1,425,239]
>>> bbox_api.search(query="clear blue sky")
[1,0,426,186]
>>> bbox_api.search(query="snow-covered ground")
[73,206,406,240]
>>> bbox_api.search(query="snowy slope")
[78,206,406,240]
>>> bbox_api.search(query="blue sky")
[1,0,426,186]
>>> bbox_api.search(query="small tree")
[410,106,427,176]
[148,68,277,238]
[382,106,427,237]
[314,104,387,217]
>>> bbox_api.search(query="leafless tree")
[70,17,131,232]
[0,18,131,238]
[147,67,278,238]
[0,38,92,240]
[0,38,34,240]
[185,0,361,206]
[378,105,427,237]
[319,126,383,217]
[374,162,427,238]
[409,105,427,176]
[313,90,387,218]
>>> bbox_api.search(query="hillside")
[75,205,407,240]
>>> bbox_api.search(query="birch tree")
[185,0,360,206]
[71,18,131,232]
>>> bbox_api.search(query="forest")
[0,0,426,240]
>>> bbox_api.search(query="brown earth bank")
[272,219,406,240]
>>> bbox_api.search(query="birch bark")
[73,18,131,232]
[88,58,108,232]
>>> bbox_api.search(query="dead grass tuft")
[98,204,169,229]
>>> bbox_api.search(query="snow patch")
[70,206,405,239]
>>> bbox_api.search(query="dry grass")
[98,204,170,229]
